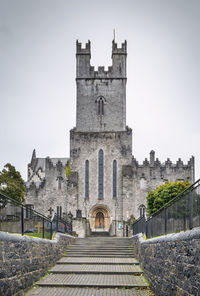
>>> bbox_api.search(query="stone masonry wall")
[0,232,75,296]
[70,128,132,230]
[130,229,200,296]
[26,158,68,216]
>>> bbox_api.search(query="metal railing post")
[50,221,53,240]
[146,219,148,238]
[21,207,24,235]
[164,208,167,235]
[56,215,59,232]
[189,192,193,230]
[42,217,45,239]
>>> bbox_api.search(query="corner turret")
[76,40,91,78]
[112,40,127,77]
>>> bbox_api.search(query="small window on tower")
[139,205,146,217]
[96,97,105,116]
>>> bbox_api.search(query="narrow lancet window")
[98,149,104,198]
[139,205,146,217]
[97,97,105,116]
[113,160,117,198]
[85,160,89,198]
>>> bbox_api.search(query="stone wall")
[26,155,69,216]
[0,232,75,296]
[130,229,200,296]
[69,128,132,232]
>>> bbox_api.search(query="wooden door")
[95,212,104,229]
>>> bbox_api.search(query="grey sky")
[0,0,199,181]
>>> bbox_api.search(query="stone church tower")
[26,40,195,237]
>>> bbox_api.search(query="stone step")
[66,250,134,254]
[50,264,142,274]
[73,240,130,244]
[69,245,133,249]
[90,231,110,236]
[71,246,131,249]
[72,243,131,247]
[37,273,148,288]
[68,246,133,249]
[72,243,130,248]
[27,287,152,296]
[72,245,132,248]
[76,237,129,239]
[74,241,131,243]
[57,257,139,265]
[64,254,135,258]
[70,244,132,246]
[73,241,131,244]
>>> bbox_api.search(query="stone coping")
[130,227,200,244]
[0,231,75,244]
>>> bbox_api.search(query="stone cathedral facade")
[26,40,195,237]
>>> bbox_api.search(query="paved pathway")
[26,237,153,296]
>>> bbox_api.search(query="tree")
[146,180,191,216]
[0,163,26,203]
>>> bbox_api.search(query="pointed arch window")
[85,160,89,199]
[113,160,117,198]
[98,149,104,199]
[96,97,105,116]
[139,204,146,217]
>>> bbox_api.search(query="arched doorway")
[95,212,104,229]
[88,204,111,233]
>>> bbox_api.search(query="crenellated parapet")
[45,157,52,170]
[76,40,91,56]
[132,156,139,167]
[130,152,195,182]
[45,157,69,171]
[76,40,127,79]
[112,40,127,55]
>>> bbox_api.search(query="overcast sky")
[0,0,199,181]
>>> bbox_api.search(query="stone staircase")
[26,237,153,296]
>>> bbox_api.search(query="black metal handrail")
[0,193,72,239]
[151,179,200,217]
[0,192,50,219]
[133,178,200,238]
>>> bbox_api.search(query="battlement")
[76,39,127,79]
[76,40,91,55]
[132,153,195,171]
[45,157,69,171]
[131,153,194,183]
[112,40,127,55]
